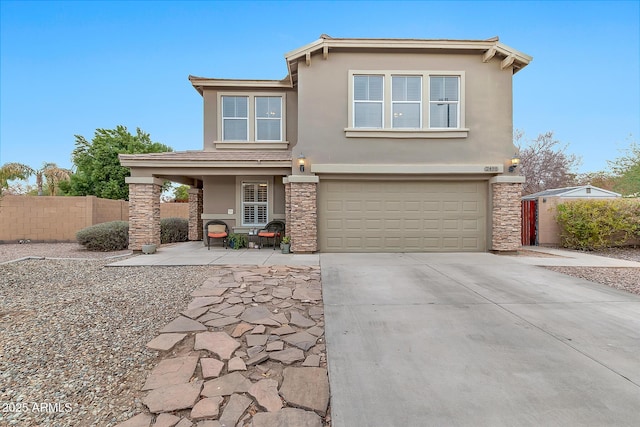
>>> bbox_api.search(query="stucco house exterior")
[119,35,532,253]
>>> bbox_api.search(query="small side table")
[247,230,260,249]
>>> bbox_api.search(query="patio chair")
[258,220,285,250]
[205,220,229,250]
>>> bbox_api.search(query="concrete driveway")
[321,253,640,426]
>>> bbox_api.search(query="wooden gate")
[521,200,537,246]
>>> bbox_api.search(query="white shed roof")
[522,185,621,200]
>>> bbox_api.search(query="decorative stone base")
[491,178,524,252]
[285,176,318,253]
[188,188,203,241]
[127,178,163,251]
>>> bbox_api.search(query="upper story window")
[255,97,282,141]
[392,76,422,128]
[222,96,249,140]
[429,76,459,128]
[217,93,287,148]
[353,75,384,128]
[347,71,467,138]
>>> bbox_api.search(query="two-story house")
[120,35,531,253]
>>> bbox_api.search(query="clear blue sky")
[1,0,639,175]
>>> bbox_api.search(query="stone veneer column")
[125,177,163,251]
[285,176,318,253]
[284,181,291,237]
[490,176,525,252]
[188,188,203,241]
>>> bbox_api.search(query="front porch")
[108,241,319,266]
[119,150,319,254]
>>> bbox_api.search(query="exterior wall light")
[298,154,306,172]
[509,155,520,173]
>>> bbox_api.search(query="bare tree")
[515,130,581,195]
[574,171,617,191]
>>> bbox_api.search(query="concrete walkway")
[109,241,319,267]
[321,252,640,427]
[510,246,640,267]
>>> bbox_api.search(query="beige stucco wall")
[536,197,562,246]
[202,176,236,219]
[0,196,188,243]
[294,51,515,168]
[201,175,286,231]
[273,176,285,215]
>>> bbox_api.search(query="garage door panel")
[443,201,459,212]
[327,200,343,211]
[443,237,462,249]
[319,180,486,252]
[404,219,421,231]
[365,219,382,228]
[443,219,459,230]
[405,201,421,211]
[346,200,363,212]
[424,219,440,230]
[463,201,479,212]
[345,219,362,230]
[463,238,480,249]
[423,201,440,212]
[463,219,480,231]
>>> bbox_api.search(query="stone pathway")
[115,265,329,427]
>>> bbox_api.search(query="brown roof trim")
[188,75,292,95]
[284,35,532,77]
[119,150,292,168]
[188,35,532,93]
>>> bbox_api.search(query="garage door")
[318,180,487,252]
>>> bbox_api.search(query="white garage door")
[318,180,487,252]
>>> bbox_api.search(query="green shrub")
[76,221,129,251]
[160,217,189,243]
[228,233,247,249]
[555,199,640,250]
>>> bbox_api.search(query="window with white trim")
[392,76,421,128]
[353,75,384,128]
[218,93,286,145]
[222,96,249,140]
[429,76,459,128]
[242,181,268,226]
[255,96,282,141]
[347,71,466,137]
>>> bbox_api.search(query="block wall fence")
[0,195,188,243]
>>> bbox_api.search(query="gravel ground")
[544,247,640,297]
[0,244,214,426]
[0,243,638,426]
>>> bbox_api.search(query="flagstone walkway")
[115,265,329,427]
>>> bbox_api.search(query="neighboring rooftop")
[522,185,621,200]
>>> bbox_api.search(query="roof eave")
[285,36,532,74]
[188,75,292,96]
